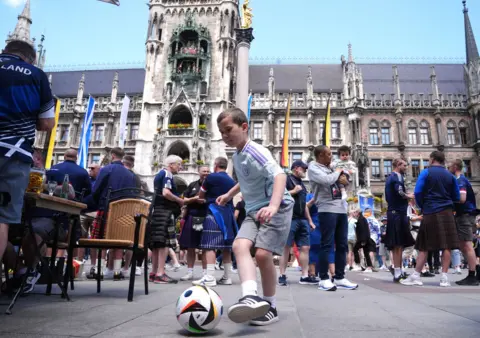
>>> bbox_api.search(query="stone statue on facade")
[241,0,253,29]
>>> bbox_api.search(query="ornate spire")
[393,65,401,106]
[463,0,479,65]
[268,67,275,101]
[6,0,33,46]
[348,42,354,63]
[430,66,440,106]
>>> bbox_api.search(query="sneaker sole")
[228,301,270,323]
[299,281,318,285]
[400,281,423,286]
[318,285,337,291]
[217,280,233,285]
[192,281,216,287]
[336,285,359,290]
[250,316,279,326]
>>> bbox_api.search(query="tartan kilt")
[199,214,233,251]
[91,211,107,239]
[415,209,459,251]
[178,215,202,249]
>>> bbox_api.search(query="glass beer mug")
[27,167,45,193]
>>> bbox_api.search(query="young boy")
[330,145,357,200]
[216,108,294,325]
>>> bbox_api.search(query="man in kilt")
[448,159,479,286]
[150,155,184,284]
[384,158,415,282]
[401,151,460,287]
[178,165,210,281]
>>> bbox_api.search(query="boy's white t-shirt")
[233,140,293,214]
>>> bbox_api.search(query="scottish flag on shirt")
[0,53,55,163]
[77,97,95,169]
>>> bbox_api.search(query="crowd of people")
[1,39,480,329]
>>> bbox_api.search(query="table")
[5,193,86,314]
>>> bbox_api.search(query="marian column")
[235,1,254,114]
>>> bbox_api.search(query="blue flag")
[246,93,253,123]
[77,97,95,169]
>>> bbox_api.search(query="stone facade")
[5,0,480,199]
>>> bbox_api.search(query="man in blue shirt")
[84,147,137,280]
[401,151,460,287]
[0,41,55,273]
[279,160,316,286]
[448,159,479,286]
[150,155,184,284]
[48,148,92,198]
[384,158,415,282]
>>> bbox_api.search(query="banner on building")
[358,194,375,217]
[44,98,61,169]
[118,95,130,148]
[77,96,95,169]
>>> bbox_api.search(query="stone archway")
[169,104,193,125]
[167,140,190,161]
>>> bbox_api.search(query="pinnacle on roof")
[463,0,479,65]
[6,0,33,47]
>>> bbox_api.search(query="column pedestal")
[234,28,254,114]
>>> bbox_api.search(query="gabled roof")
[48,69,146,97]
[47,63,467,98]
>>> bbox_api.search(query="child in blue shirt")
[216,107,294,326]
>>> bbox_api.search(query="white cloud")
[3,0,25,8]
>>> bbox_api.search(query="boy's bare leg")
[256,248,275,298]
[233,238,256,283]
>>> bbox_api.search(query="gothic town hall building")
[5,0,480,202]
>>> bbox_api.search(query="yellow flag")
[280,94,291,168]
[44,99,61,169]
[322,97,331,147]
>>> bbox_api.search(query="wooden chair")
[66,188,153,301]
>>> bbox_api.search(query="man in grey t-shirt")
[308,145,358,292]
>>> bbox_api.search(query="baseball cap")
[291,160,308,170]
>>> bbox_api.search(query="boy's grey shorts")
[236,203,293,256]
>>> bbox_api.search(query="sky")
[0,0,478,71]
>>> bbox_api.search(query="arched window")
[380,120,391,145]
[369,120,379,145]
[447,120,457,145]
[459,120,469,145]
[419,120,431,145]
[408,120,418,145]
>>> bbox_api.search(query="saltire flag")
[322,95,331,147]
[44,98,61,169]
[280,93,291,168]
[77,96,95,169]
[98,0,120,5]
[246,92,253,123]
[118,95,130,148]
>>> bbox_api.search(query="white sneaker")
[345,265,350,272]
[231,267,238,274]
[121,269,130,278]
[440,274,450,287]
[352,266,362,272]
[168,264,181,272]
[192,275,216,287]
[180,271,194,281]
[103,268,114,280]
[454,266,462,275]
[214,261,224,270]
[318,279,337,291]
[335,278,358,290]
[379,265,389,271]
[364,268,373,273]
[400,274,423,286]
[165,263,173,270]
[217,276,232,285]
[135,266,142,276]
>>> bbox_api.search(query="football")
[176,285,223,334]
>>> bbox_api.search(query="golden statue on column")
[241,0,253,29]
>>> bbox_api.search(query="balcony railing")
[167,128,194,137]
